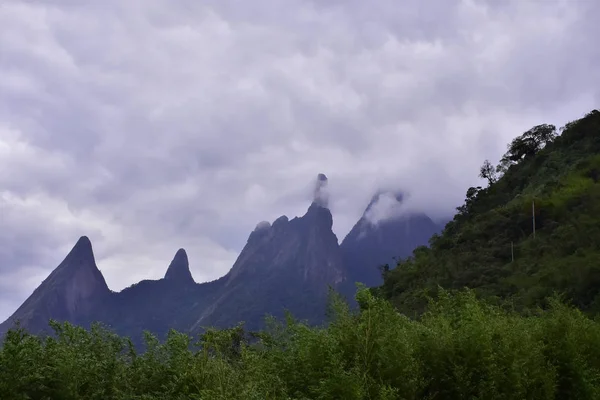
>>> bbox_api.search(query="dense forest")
[378,109,600,317]
[2,110,600,399]
[2,289,600,399]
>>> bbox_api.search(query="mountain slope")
[0,236,110,336]
[378,109,600,316]
[189,173,345,331]
[97,250,225,343]
[340,191,444,293]
[192,201,345,331]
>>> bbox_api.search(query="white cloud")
[363,192,407,226]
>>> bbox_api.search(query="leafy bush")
[2,289,600,399]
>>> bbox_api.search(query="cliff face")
[339,192,444,299]
[164,248,195,285]
[0,236,110,336]
[192,197,346,331]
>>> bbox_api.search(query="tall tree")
[479,159,497,186]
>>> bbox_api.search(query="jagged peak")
[365,190,404,213]
[254,221,271,231]
[248,221,272,243]
[312,173,329,208]
[304,201,334,229]
[71,235,93,257]
[273,215,289,228]
[20,235,111,319]
[56,235,97,272]
[164,248,194,284]
[363,190,408,225]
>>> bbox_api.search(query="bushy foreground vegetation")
[2,289,600,400]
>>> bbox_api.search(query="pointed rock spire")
[52,235,108,291]
[305,201,334,229]
[303,173,333,228]
[57,235,96,271]
[0,235,110,335]
[47,236,109,296]
[164,248,194,284]
[312,173,329,208]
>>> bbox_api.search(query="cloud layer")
[1,0,599,320]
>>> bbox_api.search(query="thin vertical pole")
[532,200,536,239]
[511,241,514,262]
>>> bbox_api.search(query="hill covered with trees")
[378,109,600,317]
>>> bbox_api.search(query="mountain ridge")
[339,191,445,300]
[1,173,444,341]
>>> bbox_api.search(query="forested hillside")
[378,109,600,316]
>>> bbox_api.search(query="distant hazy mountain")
[1,174,444,342]
[339,191,445,299]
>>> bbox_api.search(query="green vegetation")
[379,109,600,317]
[2,289,600,399]
[2,110,600,399]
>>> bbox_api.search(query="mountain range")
[0,174,444,343]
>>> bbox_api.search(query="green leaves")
[382,109,600,319]
[2,291,600,399]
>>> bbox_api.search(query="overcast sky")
[1,0,599,322]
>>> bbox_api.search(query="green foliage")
[380,109,600,316]
[2,289,600,399]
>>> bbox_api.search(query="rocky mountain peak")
[0,236,110,336]
[57,235,96,271]
[164,248,194,284]
[304,201,334,229]
[248,221,272,243]
[339,190,443,294]
[312,173,329,208]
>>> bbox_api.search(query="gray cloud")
[313,173,329,207]
[1,0,599,320]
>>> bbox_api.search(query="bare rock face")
[0,236,110,336]
[58,236,110,315]
[339,191,444,298]
[192,174,346,331]
[164,248,194,284]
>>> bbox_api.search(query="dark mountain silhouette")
[340,191,445,297]
[164,248,194,284]
[1,173,441,341]
[191,200,345,332]
[0,236,110,336]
